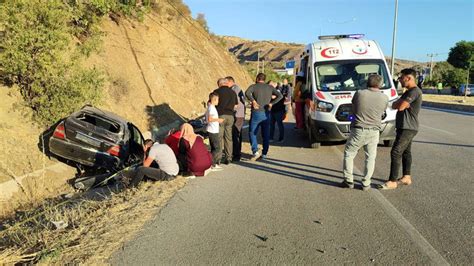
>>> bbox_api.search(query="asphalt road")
[112,108,473,265]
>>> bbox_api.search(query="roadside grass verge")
[0,177,186,264]
[423,94,474,106]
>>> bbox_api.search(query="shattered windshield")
[315,60,391,91]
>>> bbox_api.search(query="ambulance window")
[315,59,390,91]
[301,57,309,80]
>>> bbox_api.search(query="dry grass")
[0,163,75,219]
[0,177,186,264]
[423,94,474,106]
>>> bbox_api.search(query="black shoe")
[340,180,354,189]
[222,159,230,165]
[232,157,241,162]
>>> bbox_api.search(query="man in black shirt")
[213,78,238,164]
[270,82,289,143]
[379,69,423,190]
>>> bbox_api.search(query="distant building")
[274,60,296,75]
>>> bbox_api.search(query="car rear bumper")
[310,120,396,142]
[49,137,120,168]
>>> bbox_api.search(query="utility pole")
[427,53,439,81]
[390,0,399,75]
[463,61,471,102]
[262,59,265,74]
[256,49,260,74]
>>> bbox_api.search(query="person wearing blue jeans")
[245,73,283,160]
[249,110,271,157]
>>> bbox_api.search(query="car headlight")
[316,100,334,112]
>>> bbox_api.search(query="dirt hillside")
[90,13,252,133]
[0,5,252,212]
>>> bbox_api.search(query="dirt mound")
[222,35,304,66]
[222,35,424,74]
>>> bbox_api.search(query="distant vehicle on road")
[459,84,473,96]
[294,34,398,148]
[49,105,145,175]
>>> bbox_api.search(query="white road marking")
[423,106,474,116]
[331,146,450,265]
[420,124,456,136]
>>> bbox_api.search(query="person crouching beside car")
[130,139,179,187]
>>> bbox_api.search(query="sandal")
[377,183,397,190]
[397,177,412,186]
[397,180,412,186]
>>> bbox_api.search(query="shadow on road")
[238,160,342,188]
[263,157,387,183]
[414,140,474,148]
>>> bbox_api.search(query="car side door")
[127,123,145,164]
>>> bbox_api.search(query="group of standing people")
[129,73,291,186]
[341,68,422,190]
[129,69,422,192]
[206,76,245,167]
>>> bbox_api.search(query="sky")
[184,0,473,62]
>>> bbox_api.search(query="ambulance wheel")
[383,140,394,147]
[307,122,320,149]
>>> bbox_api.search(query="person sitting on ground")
[178,123,212,176]
[164,129,187,172]
[130,139,179,187]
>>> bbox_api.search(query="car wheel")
[384,140,394,147]
[310,142,321,149]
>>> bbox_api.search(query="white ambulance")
[294,34,398,148]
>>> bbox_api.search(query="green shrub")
[196,13,209,33]
[430,61,467,87]
[0,0,154,125]
[245,64,291,84]
[0,0,104,125]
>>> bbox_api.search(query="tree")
[196,13,209,33]
[442,68,467,87]
[447,41,474,69]
[430,61,467,87]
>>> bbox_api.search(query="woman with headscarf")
[178,123,212,176]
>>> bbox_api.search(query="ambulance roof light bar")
[318,34,365,40]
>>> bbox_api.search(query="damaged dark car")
[49,105,145,188]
